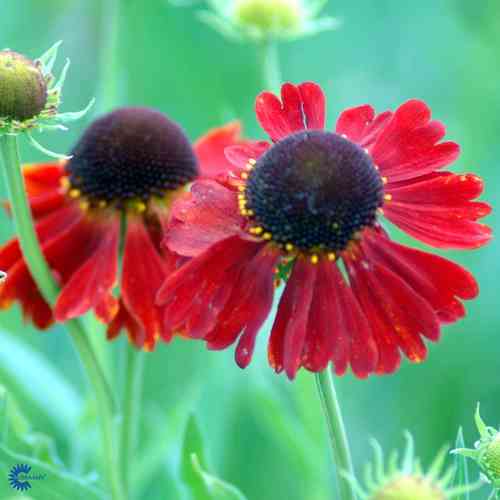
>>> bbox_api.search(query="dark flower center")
[66,107,198,207]
[244,131,384,253]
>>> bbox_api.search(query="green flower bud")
[372,476,445,500]
[482,434,500,485]
[452,404,500,491]
[0,51,47,121]
[234,0,302,33]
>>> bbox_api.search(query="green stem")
[98,0,124,114]
[315,370,356,500]
[0,134,127,500]
[259,40,282,93]
[120,345,144,494]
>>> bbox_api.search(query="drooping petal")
[345,246,440,374]
[322,262,378,377]
[194,121,257,178]
[165,180,247,257]
[54,217,119,323]
[363,228,479,323]
[121,216,171,350]
[158,236,262,335]
[0,205,102,327]
[107,299,145,346]
[255,82,326,142]
[268,258,317,379]
[382,203,491,249]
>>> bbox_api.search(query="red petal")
[383,203,492,249]
[363,229,479,323]
[55,217,119,322]
[298,82,326,129]
[121,216,170,350]
[268,259,317,379]
[345,248,440,373]
[194,121,251,178]
[22,162,65,196]
[323,263,378,377]
[224,142,270,171]
[255,82,326,142]
[369,100,460,181]
[335,105,375,142]
[0,206,102,328]
[107,299,145,346]
[165,180,246,257]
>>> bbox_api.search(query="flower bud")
[0,50,47,121]
[233,0,302,34]
[452,404,500,490]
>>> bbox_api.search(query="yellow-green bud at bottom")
[371,476,446,500]
[0,51,47,121]
[482,434,500,484]
[233,0,302,33]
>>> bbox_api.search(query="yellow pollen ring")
[262,232,272,240]
[310,254,319,265]
[60,177,70,190]
[238,185,245,192]
[79,200,90,211]
[328,252,336,261]
[384,193,392,201]
[248,158,256,165]
[69,188,81,199]
[240,172,249,180]
[249,226,264,235]
[285,243,294,252]
[98,200,107,208]
[382,176,388,184]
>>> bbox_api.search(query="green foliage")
[181,415,248,500]
[453,428,471,500]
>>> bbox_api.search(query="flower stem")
[0,134,127,500]
[120,345,144,494]
[315,370,357,500]
[259,40,282,93]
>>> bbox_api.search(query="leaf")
[37,40,63,76]
[452,427,471,500]
[181,415,247,500]
[191,454,247,500]
[0,330,82,433]
[55,98,95,124]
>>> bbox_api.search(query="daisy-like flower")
[0,107,199,350]
[157,81,491,379]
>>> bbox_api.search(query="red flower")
[158,82,491,379]
[0,107,201,350]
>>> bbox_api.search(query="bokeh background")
[1,1,499,499]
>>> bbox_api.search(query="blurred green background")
[1,1,499,499]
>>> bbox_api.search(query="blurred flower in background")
[0,107,200,350]
[169,0,340,42]
[158,81,491,379]
[347,433,481,500]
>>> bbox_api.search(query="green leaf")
[191,454,247,500]
[0,331,82,433]
[452,427,470,500]
[181,415,247,500]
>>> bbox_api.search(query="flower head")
[182,0,339,43]
[0,42,94,157]
[452,405,500,491]
[0,107,200,350]
[348,433,480,500]
[157,81,491,379]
